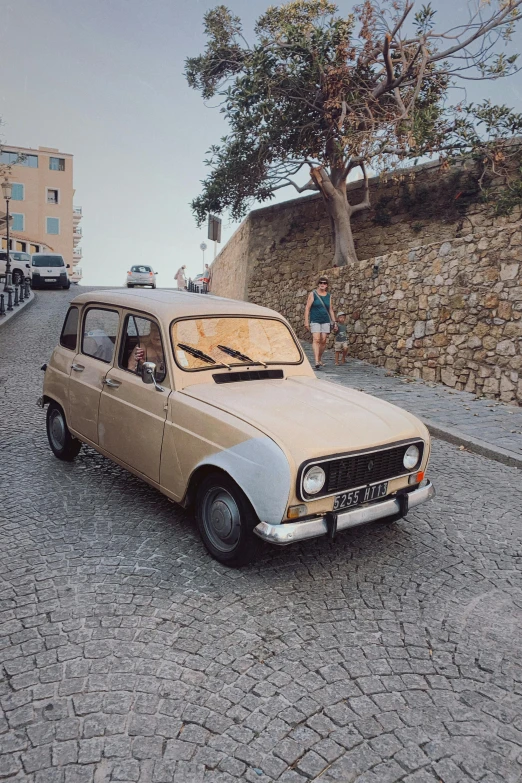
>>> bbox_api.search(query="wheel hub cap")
[50,411,65,449]
[203,489,241,552]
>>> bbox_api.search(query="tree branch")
[270,177,319,194]
[349,163,371,214]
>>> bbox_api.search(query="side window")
[119,314,167,383]
[60,307,79,351]
[82,308,120,364]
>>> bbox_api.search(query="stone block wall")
[211,159,511,302]
[248,225,522,404]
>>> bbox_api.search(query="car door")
[97,312,170,483]
[68,306,121,444]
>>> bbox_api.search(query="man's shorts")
[334,340,348,351]
[310,322,330,334]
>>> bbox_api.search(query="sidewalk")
[0,288,35,326]
[302,343,522,469]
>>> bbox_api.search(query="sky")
[1,0,521,287]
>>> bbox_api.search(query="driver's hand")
[135,348,145,362]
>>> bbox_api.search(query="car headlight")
[303,465,326,495]
[403,444,420,470]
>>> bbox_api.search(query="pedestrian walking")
[304,276,337,369]
[174,265,187,290]
[334,312,349,365]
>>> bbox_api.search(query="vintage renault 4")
[40,289,434,566]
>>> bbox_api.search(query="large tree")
[186,0,522,266]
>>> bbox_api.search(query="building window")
[46,217,60,235]
[11,213,24,231]
[49,157,65,171]
[0,151,38,167]
[47,189,59,204]
[12,184,24,201]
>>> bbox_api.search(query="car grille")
[321,441,424,495]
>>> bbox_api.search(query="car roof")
[70,289,287,321]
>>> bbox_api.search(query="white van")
[31,253,71,289]
[0,250,32,285]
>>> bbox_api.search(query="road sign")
[208,214,222,243]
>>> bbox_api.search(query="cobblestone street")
[1,289,522,783]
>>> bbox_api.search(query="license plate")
[333,481,389,511]
[44,278,57,282]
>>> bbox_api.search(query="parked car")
[0,250,31,285]
[31,253,71,289]
[39,289,434,566]
[126,265,157,288]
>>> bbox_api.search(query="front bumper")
[254,480,435,545]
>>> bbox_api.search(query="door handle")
[71,363,84,372]
[103,378,121,388]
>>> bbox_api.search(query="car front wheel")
[46,403,82,461]
[195,472,261,567]
[12,269,24,285]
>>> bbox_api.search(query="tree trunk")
[327,190,358,267]
[311,166,369,267]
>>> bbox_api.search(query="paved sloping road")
[0,288,521,783]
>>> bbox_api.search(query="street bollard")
[19,283,25,303]
[14,285,19,307]
[0,294,5,316]
[25,279,30,298]
[7,290,13,311]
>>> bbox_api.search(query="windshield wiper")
[177,343,230,369]
[217,344,267,367]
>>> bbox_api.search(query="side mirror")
[142,361,156,384]
[66,263,71,269]
[142,361,165,392]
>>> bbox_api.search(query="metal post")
[24,279,30,298]
[7,289,13,311]
[19,282,24,302]
[0,294,5,316]
[13,284,19,306]
[3,198,12,293]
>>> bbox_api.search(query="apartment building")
[0,145,83,282]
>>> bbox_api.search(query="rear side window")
[82,308,120,363]
[60,307,79,351]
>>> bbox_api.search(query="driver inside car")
[127,322,166,382]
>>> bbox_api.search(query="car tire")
[12,269,24,285]
[151,284,156,289]
[62,282,71,290]
[46,402,82,461]
[195,472,261,567]
[127,284,134,288]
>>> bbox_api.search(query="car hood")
[182,375,428,467]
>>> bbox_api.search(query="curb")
[0,291,36,327]
[424,418,522,471]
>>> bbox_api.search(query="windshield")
[172,317,302,371]
[131,265,152,273]
[32,256,65,267]
[0,252,31,263]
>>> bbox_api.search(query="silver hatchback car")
[126,265,157,288]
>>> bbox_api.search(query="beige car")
[40,289,434,566]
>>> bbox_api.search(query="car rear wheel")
[127,284,134,288]
[195,472,260,567]
[46,403,82,461]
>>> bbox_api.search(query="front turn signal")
[287,504,307,519]
[409,470,425,485]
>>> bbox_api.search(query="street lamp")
[1,179,12,293]
[200,242,207,270]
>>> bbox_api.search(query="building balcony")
[71,267,82,282]
[73,206,83,223]
[73,247,83,260]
